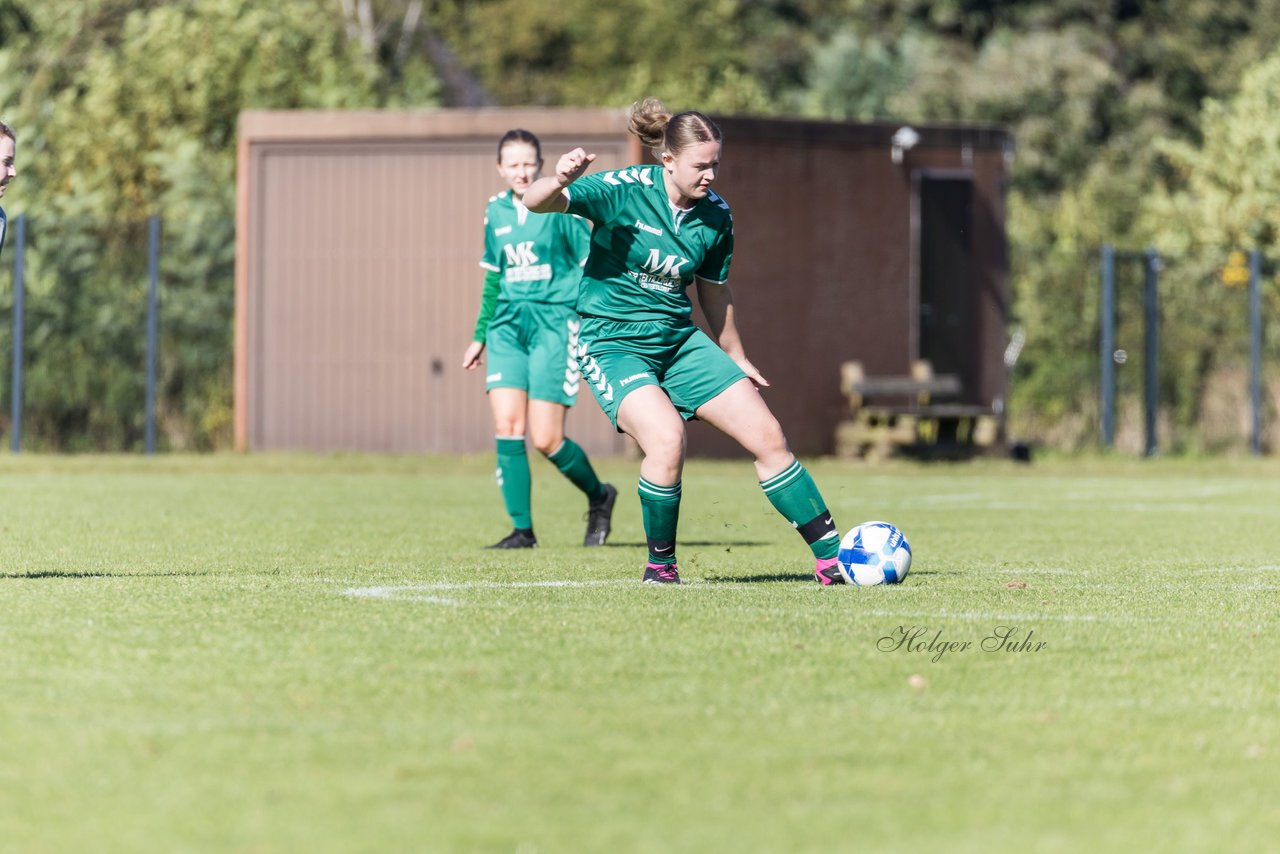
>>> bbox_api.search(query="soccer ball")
[837,521,912,586]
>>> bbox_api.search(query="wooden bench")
[835,360,1001,459]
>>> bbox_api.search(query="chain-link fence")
[1097,246,1275,456]
[1,214,234,452]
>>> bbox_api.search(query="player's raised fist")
[555,148,596,186]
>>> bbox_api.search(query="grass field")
[2,452,1278,852]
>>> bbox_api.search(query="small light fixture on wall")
[891,126,920,164]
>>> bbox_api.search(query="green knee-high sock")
[759,459,839,560]
[638,477,681,565]
[546,438,605,504]
[496,436,533,530]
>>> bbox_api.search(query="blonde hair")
[628,97,721,160]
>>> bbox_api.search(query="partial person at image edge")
[0,120,15,257]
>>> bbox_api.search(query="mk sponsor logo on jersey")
[627,248,690,292]
[634,220,663,237]
[504,241,538,266]
[601,168,654,187]
[642,250,689,277]
[503,240,552,283]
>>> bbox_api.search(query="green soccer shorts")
[576,317,747,428]
[484,301,582,406]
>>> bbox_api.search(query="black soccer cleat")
[486,528,538,549]
[642,562,682,584]
[583,483,618,547]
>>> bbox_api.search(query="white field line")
[341,579,629,603]
[857,608,1156,624]
[1110,502,1271,512]
[898,500,1276,514]
[900,493,997,505]
[898,483,1250,510]
[347,579,628,592]
[335,579,1163,623]
[1059,485,1237,500]
[335,564,1280,623]
[340,584,1163,623]
[351,593,462,605]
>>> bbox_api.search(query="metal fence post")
[145,215,160,454]
[10,213,25,453]
[1249,248,1262,456]
[1143,248,1160,457]
[1100,244,1116,448]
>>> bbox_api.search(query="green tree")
[1135,50,1280,448]
[790,0,1280,448]
[7,0,1280,451]
[798,28,909,120]
[0,0,438,450]
[428,0,815,113]
[1147,51,1280,255]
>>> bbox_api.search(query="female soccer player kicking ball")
[462,129,617,549]
[523,100,844,584]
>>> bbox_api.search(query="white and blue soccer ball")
[837,521,912,586]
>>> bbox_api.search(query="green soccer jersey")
[480,190,590,306]
[565,163,734,323]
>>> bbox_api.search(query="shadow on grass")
[2,570,213,580]
[706,569,942,584]
[601,540,771,548]
[705,572,812,583]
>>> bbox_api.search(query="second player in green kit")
[525,99,846,585]
[462,129,617,549]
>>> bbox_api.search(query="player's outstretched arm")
[696,276,769,388]
[524,148,595,213]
